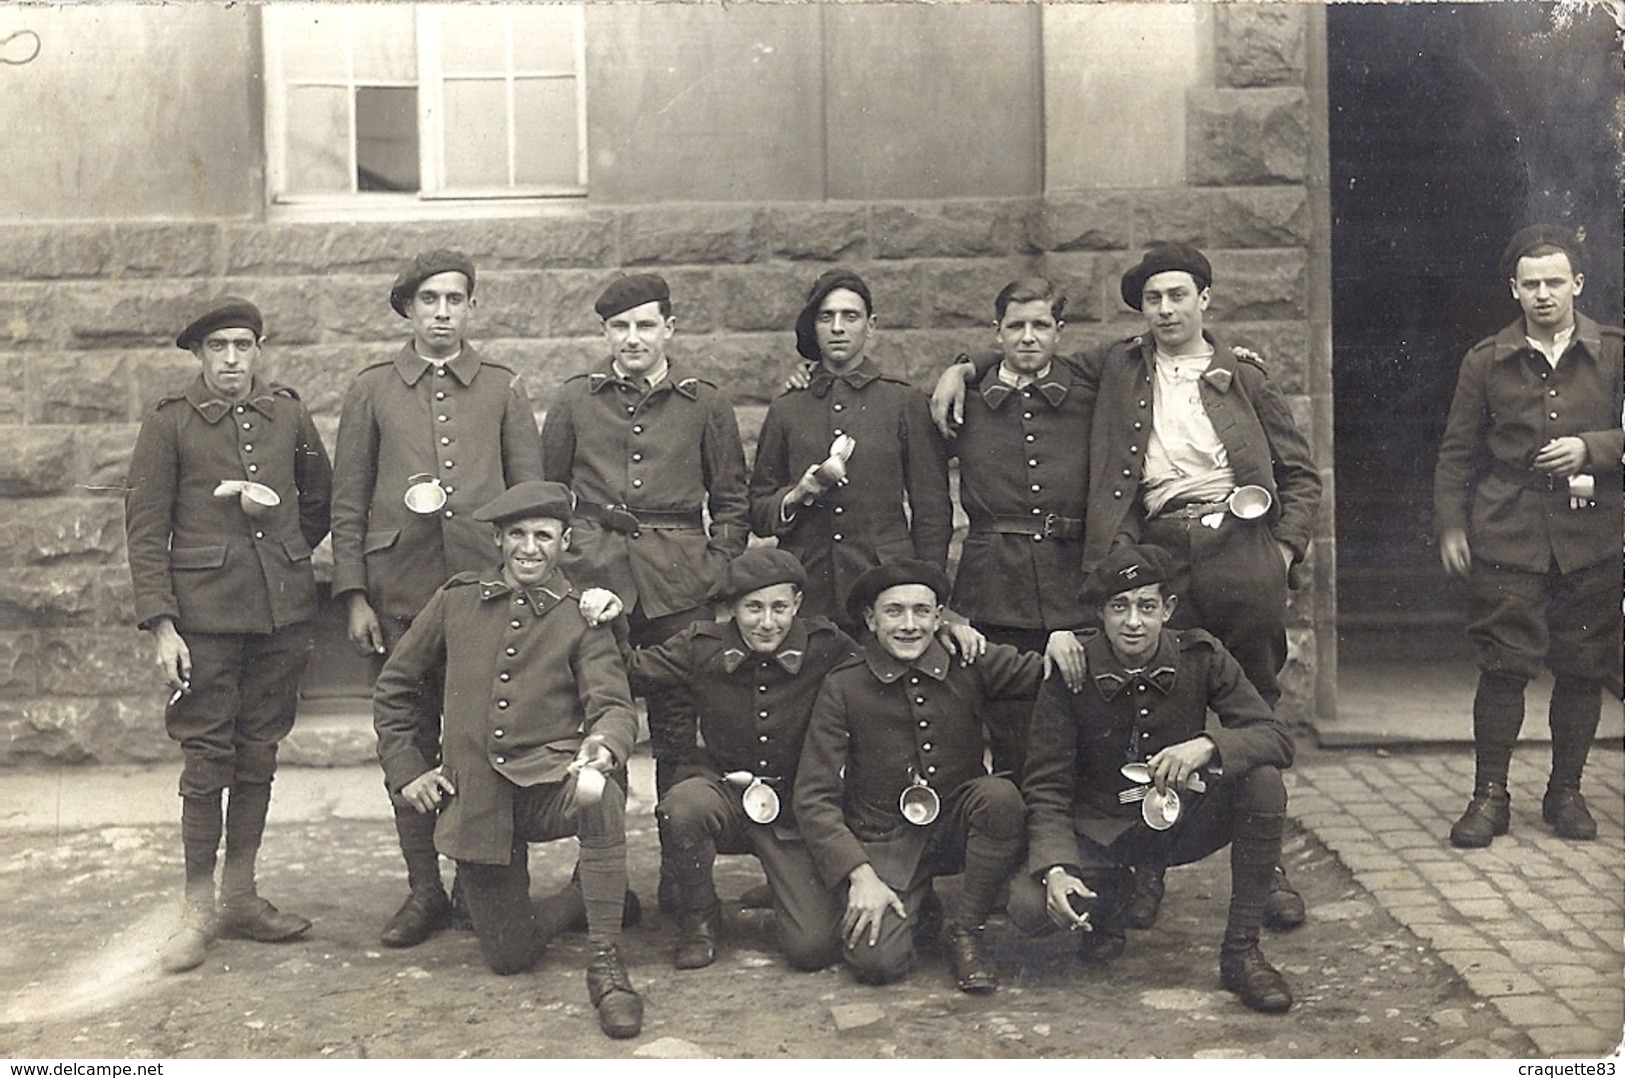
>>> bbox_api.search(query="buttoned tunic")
[373,569,638,865]
[1079,333,1321,575]
[126,376,332,634]
[541,361,750,617]
[951,355,1095,630]
[1023,629,1292,868]
[331,345,544,620]
[1433,314,1623,574]
[749,360,953,624]
[794,639,1041,889]
[626,616,859,822]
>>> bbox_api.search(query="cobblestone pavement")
[1289,744,1625,1058]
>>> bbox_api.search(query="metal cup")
[404,474,448,514]
[1142,786,1181,831]
[574,765,605,807]
[238,482,281,518]
[1227,485,1272,521]
[899,776,940,826]
[741,778,781,824]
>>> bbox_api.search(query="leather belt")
[1156,499,1230,520]
[576,500,704,536]
[1490,461,1565,493]
[970,513,1084,540]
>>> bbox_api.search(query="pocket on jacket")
[283,537,313,562]
[170,545,228,570]
[363,529,402,556]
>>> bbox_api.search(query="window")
[263,3,586,209]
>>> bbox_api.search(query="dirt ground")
[0,814,1534,1061]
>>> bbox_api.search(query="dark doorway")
[1328,2,1623,665]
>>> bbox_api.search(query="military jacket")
[330,344,544,620]
[542,361,750,617]
[1022,628,1293,870]
[625,616,860,823]
[794,639,1041,889]
[749,359,953,624]
[373,569,638,865]
[1433,314,1623,574]
[952,353,1095,629]
[125,376,332,634]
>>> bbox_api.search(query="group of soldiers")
[123,224,1621,1042]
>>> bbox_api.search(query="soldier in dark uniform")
[1435,225,1624,847]
[125,298,332,973]
[794,561,1042,995]
[373,482,644,1040]
[333,249,546,949]
[1010,545,1296,1013]
[542,272,751,912]
[622,548,854,972]
[749,269,954,633]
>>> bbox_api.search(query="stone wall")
[0,4,1329,766]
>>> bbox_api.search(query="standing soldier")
[125,297,332,973]
[332,249,545,948]
[541,272,751,911]
[1435,225,1623,847]
[749,269,953,632]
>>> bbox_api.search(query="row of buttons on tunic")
[909,673,938,778]
[490,592,530,765]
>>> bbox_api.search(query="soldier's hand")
[1439,528,1472,578]
[1147,736,1216,795]
[1042,630,1088,693]
[400,767,456,814]
[938,621,987,666]
[346,594,387,655]
[929,362,975,439]
[1276,541,1294,575]
[1532,436,1587,478]
[842,864,905,950]
[1044,868,1095,931]
[149,617,192,692]
[781,360,817,393]
[579,588,624,627]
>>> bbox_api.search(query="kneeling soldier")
[1009,544,1296,1013]
[373,481,643,1039]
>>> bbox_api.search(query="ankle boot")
[1543,786,1597,841]
[586,941,643,1039]
[1449,783,1510,848]
[1124,863,1166,930]
[1220,944,1293,1012]
[1261,864,1306,930]
[674,902,720,970]
[217,783,310,942]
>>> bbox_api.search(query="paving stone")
[1449,898,1512,919]
[1460,966,1544,997]
[1491,995,1580,1028]
[1526,1025,1621,1057]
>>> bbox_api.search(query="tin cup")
[899,775,940,826]
[404,474,448,515]
[1227,485,1272,521]
[239,482,281,519]
[741,778,781,824]
[1142,787,1181,831]
[573,764,606,808]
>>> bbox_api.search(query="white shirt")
[1142,347,1236,517]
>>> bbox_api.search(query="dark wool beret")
[1500,224,1584,279]
[1120,244,1214,311]
[176,297,263,351]
[1079,544,1176,604]
[710,547,807,603]
[390,249,476,317]
[594,273,671,320]
[845,558,952,627]
[796,268,874,362]
[473,481,575,526]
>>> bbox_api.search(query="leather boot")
[159,899,213,973]
[912,886,945,947]
[1449,783,1510,848]
[1543,787,1597,841]
[217,783,311,942]
[674,903,720,970]
[943,922,998,994]
[1076,870,1130,963]
[380,887,452,948]
[1261,864,1306,930]
[1220,944,1293,1012]
[1124,863,1166,930]
[586,941,643,1039]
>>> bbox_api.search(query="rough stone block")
[0,346,24,424]
[622,205,761,266]
[0,696,169,766]
[871,200,1038,260]
[911,258,1038,329]
[1221,321,1312,394]
[37,629,154,697]
[1037,252,1110,323]
[706,264,810,334]
[0,224,115,281]
[1278,626,1316,723]
[1188,89,1308,186]
[1040,194,1137,253]
[481,337,593,407]
[308,275,401,345]
[676,333,790,406]
[127,351,200,414]
[0,633,37,697]
[0,427,80,497]
[0,564,105,628]
[13,497,127,566]
[0,284,61,350]
[756,204,869,263]
[110,222,220,279]
[1207,188,1313,248]
[896,329,984,388]
[75,425,143,496]
[1129,190,1214,250]
[547,269,622,338]
[473,271,554,340]
[28,352,132,424]
[1215,4,1308,88]
[1206,249,1308,321]
[217,276,326,347]
[54,279,212,349]
[265,344,371,423]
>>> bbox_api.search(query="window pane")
[355,87,420,192]
[278,5,349,81]
[442,79,509,188]
[515,78,579,188]
[285,85,352,194]
[440,7,509,74]
[512,6,578,72]
[351,6,417,83]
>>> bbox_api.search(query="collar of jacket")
[808,358,880,398]
[719,618,809,674]
[587,364,700,400]
[1133,331,1240,394]
[186,376,279,423]
[393,343,482,387]
[980,360,1072,410]
[1089,630,1179,701]
[861,636,951,684]
[475,569,577,616]
[1489,313,1605,366]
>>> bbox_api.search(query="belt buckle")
[605,503,642,537]
[1042,512,1060,538]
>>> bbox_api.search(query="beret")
[710,547,807,603]
[1120,244,1213,311]
[796,268,874,362]
[1500,224,1584,279]
[595,273,671,320]
[1079,544,1176,604]
[390,249,476,316]
[473,480,575,526]
[845,558,951,627]
[176,297,262,351]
